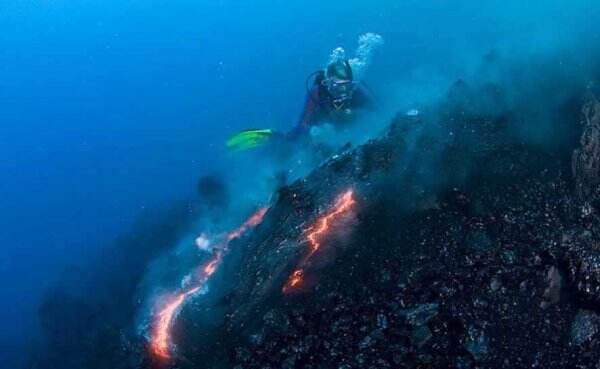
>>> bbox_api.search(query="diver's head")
[326,59,353,81]
[324,60,356,106]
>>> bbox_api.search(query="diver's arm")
[287,85,321,139]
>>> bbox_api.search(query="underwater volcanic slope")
[169,85,600,368]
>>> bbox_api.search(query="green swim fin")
[226,128,274,151]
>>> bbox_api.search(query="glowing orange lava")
[306,190,356,256]
[202,252,222,276]
[282,269,304,294]
[151,286,201,359]
[283,190,356,293]
[227,207,269,241]
[149,207,268,360]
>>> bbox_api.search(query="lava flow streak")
[284,269,304,291]
[202,252,222,276]
[306,190,355,257]
[150,207,268,360]
[283,190,356,293]
[151,286,201,359]
[227,207,269,241]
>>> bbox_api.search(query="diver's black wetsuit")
[287,71,374,139]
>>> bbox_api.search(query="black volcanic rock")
[167,83,600,368]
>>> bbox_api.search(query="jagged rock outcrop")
[573,95,600,201]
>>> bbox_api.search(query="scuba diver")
[227,33,383,151]
[286,59,376,140]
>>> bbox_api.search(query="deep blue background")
[0,0,597,365]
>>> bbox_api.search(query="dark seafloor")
[169,84,600,368]
[32,57,600,369]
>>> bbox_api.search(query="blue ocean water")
[0,1,598,367]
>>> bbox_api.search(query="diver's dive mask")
[323,78,356,107]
